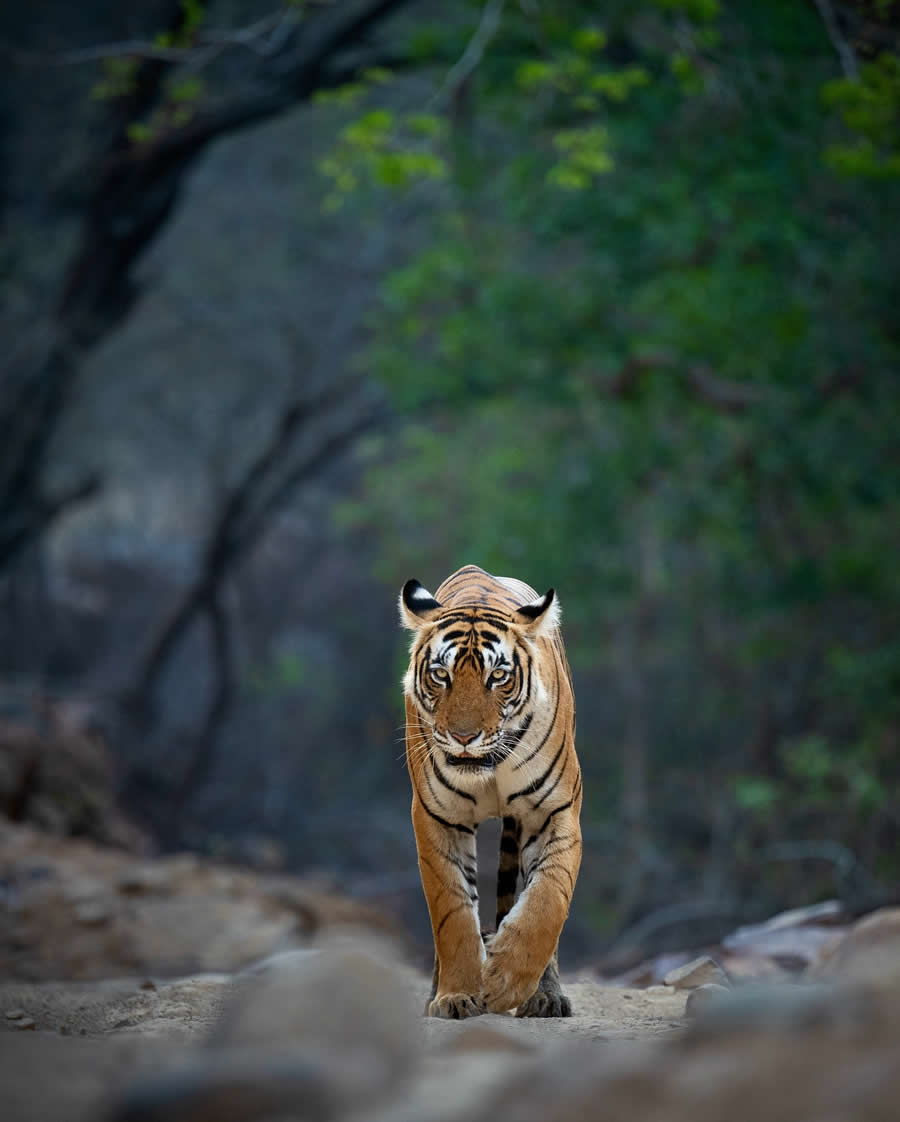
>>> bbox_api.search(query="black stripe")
[442,565,484,587]
[437,610,509,628]
[532,840,580,878]
[436,903,468,936]
[412,776,474,835]
[508,650,529,717]
[499,832,519,854]
[531,740,570,809]
[496,867,518,893]
[422,763,446,810]
[431,757,477,803]
[519,652,533,714]
[512,660,560,770]
[522,797,576,850]
[508,736,566,802]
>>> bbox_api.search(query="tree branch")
[126,381,380,719]
[608,351,762,413]
[171,590,236,820]
[0,10,300,66]
[55,0,416,345]
[428,0,505,108]
[812,0,858,80]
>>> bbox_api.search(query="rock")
[13,1016,35,1030]
[603,951,694,988]
[74,899,112,926]
[664,955,730,990]
[107,1054,347,1122]
[442,1023,537,1056]
[717,952,791,983]
[5,1007,27,1019]
[62,877,107,904]
[738,900,846,932]
[0,821,400,982]
[685,983,730,1018]
[117,864,171,895]
[719,902,849,974]
[0,707,150,853]
[106,939,420,1122]
[218,940,419,1084]
[812,907,900,986]
[721,922,843,970]
[681,981,872,1037]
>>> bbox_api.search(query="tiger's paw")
[480,955,539,1014]
[515,990,572,1018]
[427,993,486,1019]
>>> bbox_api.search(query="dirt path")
[4,915,900,1122]
[0,973,685,1041]
[1,970,685,1122]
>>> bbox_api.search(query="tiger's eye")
[489,668,509,683]
[430,666,449,683]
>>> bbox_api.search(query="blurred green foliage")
[824,53,900,176]
[91,0,209,143]
[333,0,899,901]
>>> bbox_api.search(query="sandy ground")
[0,972,686,1122]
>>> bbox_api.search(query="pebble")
[117,865,170,895]
[75,899,112,926]
[664,955,730,991]
[685,983,731,1018]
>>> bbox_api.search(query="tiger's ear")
[513,588,560,637]
[399,579,443,629]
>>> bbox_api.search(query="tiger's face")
[399,579,559,770]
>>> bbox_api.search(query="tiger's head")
[399,578,560,770]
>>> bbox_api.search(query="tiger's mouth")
[444,747,508,769]
[440,721,532,769]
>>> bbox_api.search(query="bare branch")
[0,474,102,569]
[172,590,236,817]
[126,377,382,719]
[813,0,858,80]
[429,0,506,107]
[607,351,762,413]
[683,363,763,413]
[0,10,300,67]
[235,406,385,554]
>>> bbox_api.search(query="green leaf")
[572,27,608,53]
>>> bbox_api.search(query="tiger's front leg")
[411,798,485,1019]
[481,806,581,1014]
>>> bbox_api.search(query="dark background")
[1,0,898,964]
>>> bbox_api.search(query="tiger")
[400,563,582,1019]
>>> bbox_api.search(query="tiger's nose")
[452,730,479,746]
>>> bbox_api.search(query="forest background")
[1,0,897,962]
